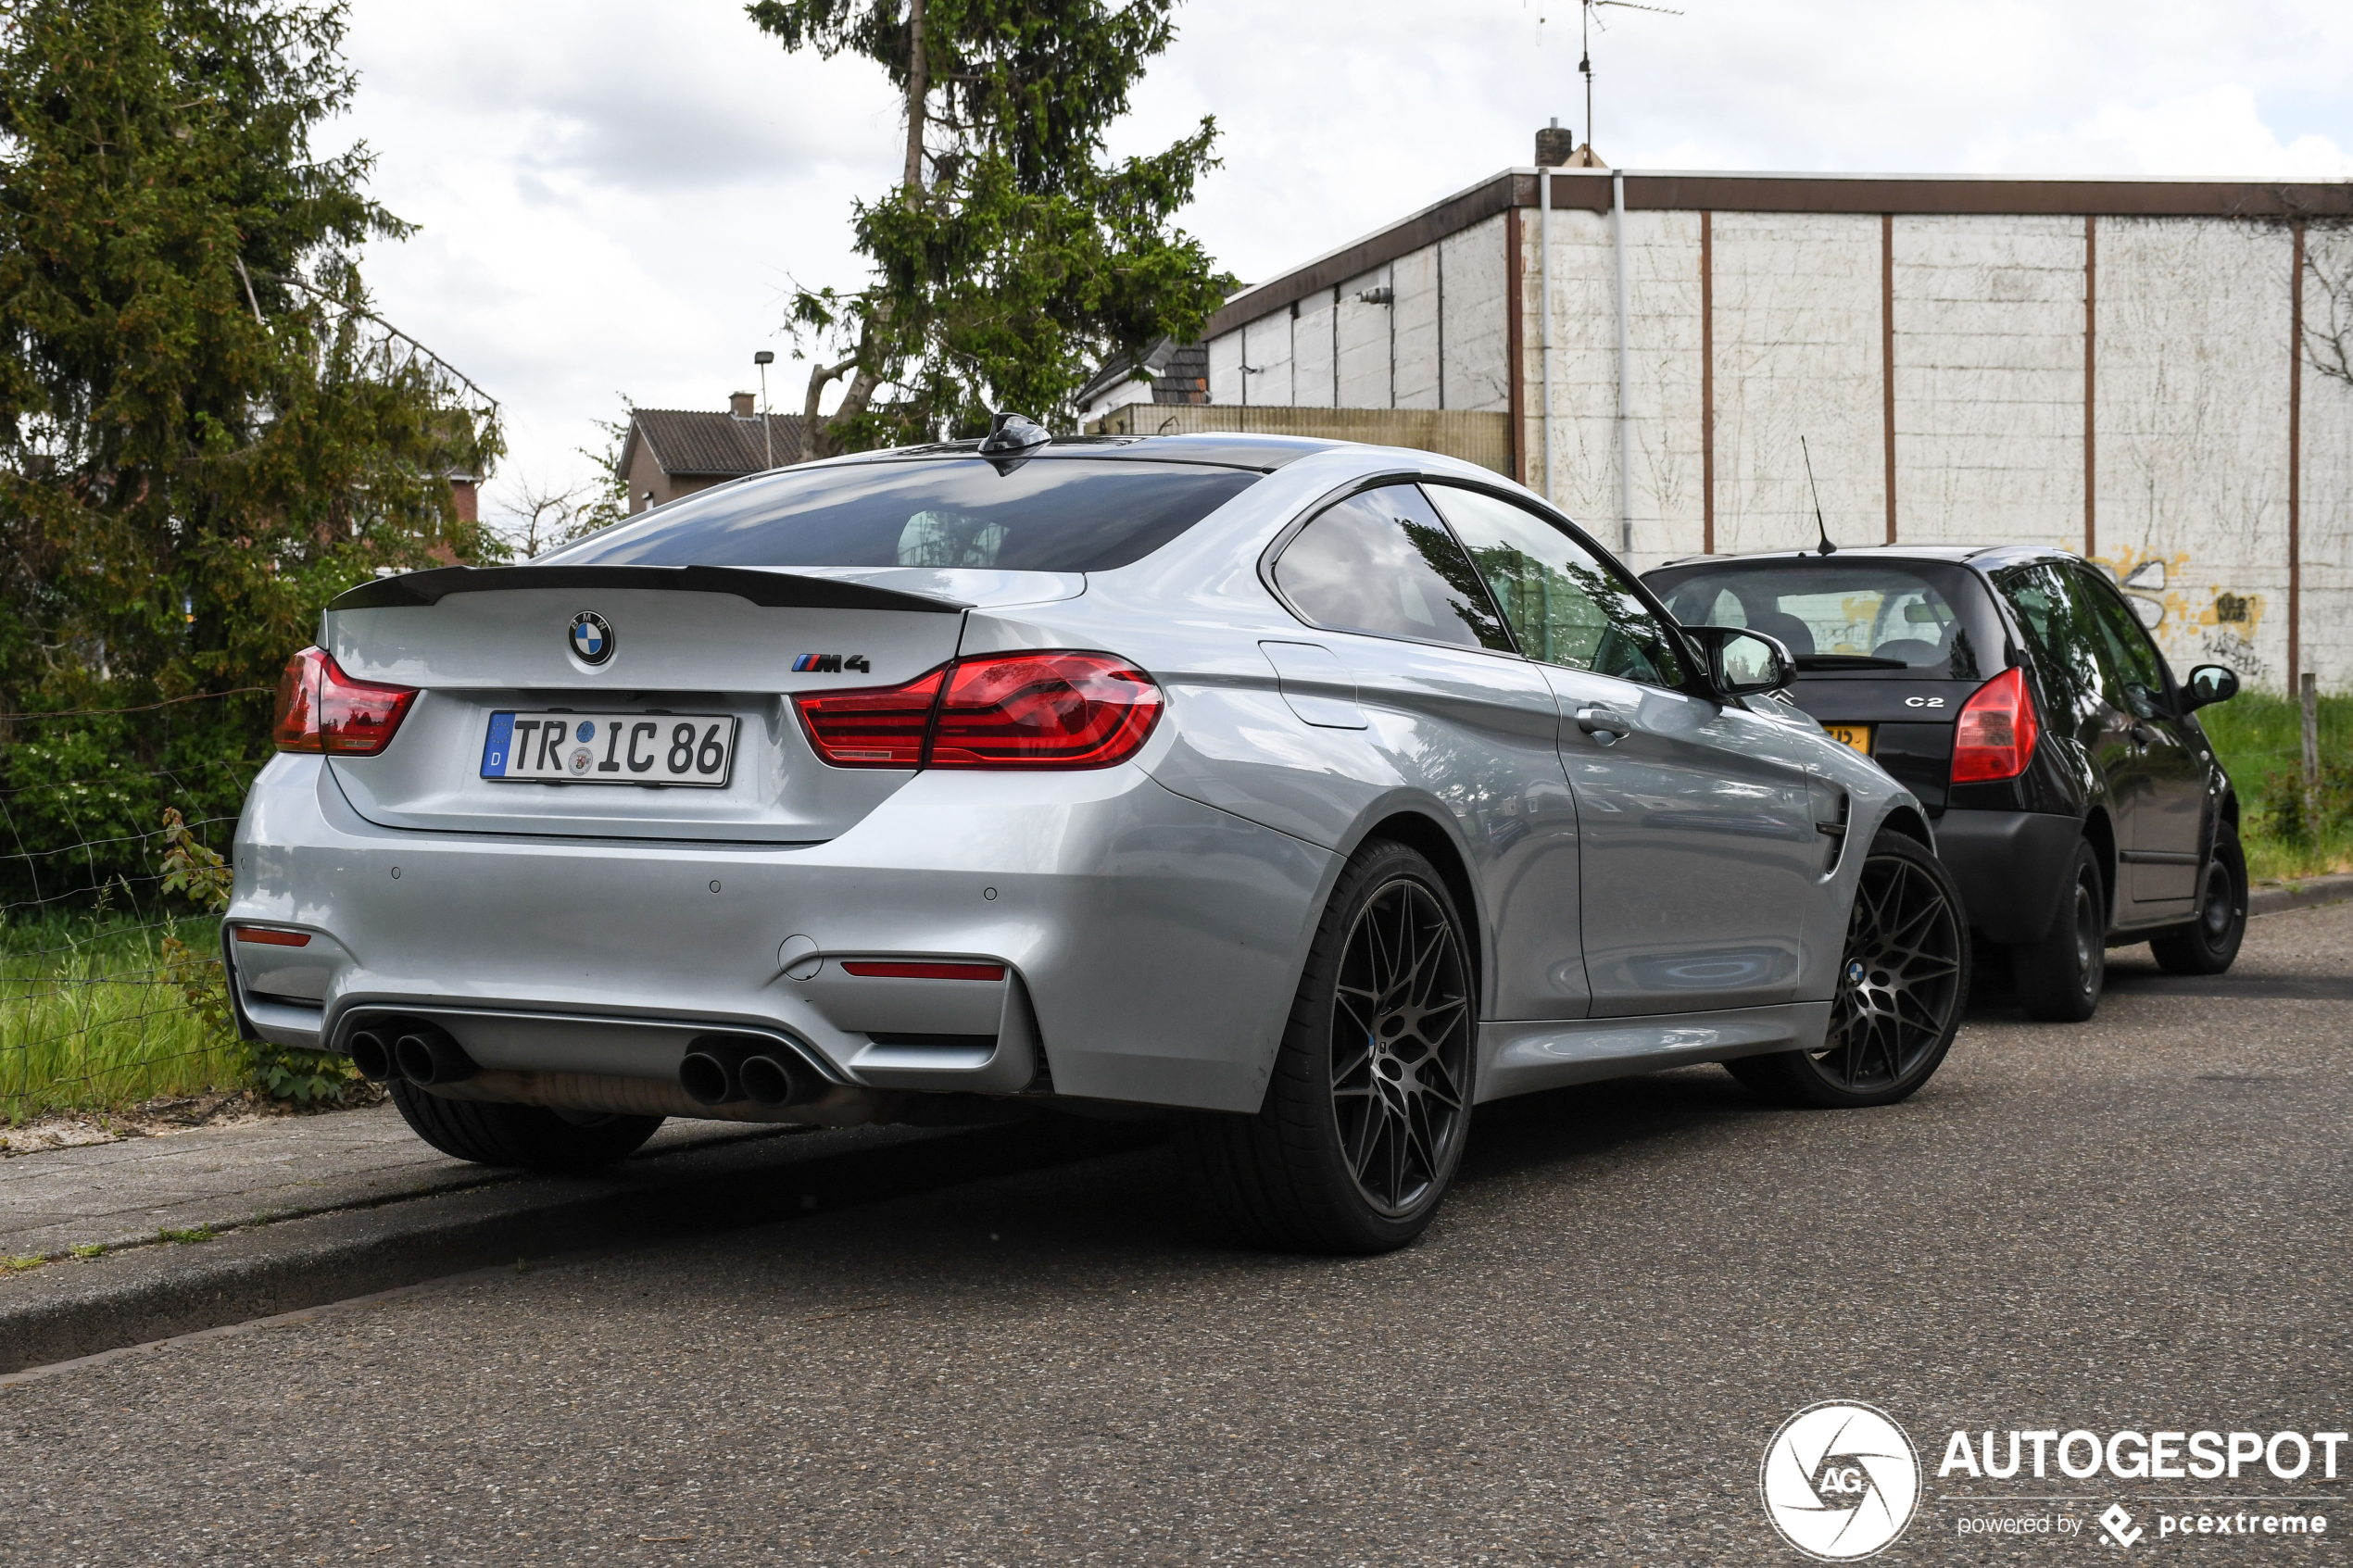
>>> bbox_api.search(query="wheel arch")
[1876,804,1934,852]
[2078,805,2119,913]
[1349,808,1490,1020]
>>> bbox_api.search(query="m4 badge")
[792,654,871,673]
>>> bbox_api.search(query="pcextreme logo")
[1761,1401,1922,1562]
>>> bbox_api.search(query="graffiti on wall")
[2091,548,2269,681]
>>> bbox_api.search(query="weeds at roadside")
[157,1223,213,1244]
[2201,691,2353,881]
[69,1244,102,1259]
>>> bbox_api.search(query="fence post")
[2302,671,2322,835]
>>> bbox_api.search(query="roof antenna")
[1579,0,1683,156]
[1801,435,1837,556]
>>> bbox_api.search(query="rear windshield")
[1644,558,1999,681]
[541,458,1263,573]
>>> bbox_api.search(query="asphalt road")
[5,903,2348,1565]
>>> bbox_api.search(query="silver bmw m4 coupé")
[229,422,1969,1252]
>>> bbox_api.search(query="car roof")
[1648,542,2082,572]
[807,431,1342,474]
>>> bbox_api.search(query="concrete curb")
[2249,872,2353,918]
[0,1114,1154,1376]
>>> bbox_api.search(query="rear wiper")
[1793,654,1913,671]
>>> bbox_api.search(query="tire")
[1727,830,1970,1109]
[1178,839,1476,1254]
[390,1079,662,1172]
[2149,822,2247,976]
[2012,836,2106,1022]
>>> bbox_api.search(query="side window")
[2073,568,2169,714]
[1424,484,1686,686]
[1995,563,2107,732]
[1273,484,1512,651]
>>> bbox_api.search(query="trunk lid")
[320,565,1073,843]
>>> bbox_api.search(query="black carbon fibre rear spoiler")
[327,564,969,615]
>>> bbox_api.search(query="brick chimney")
[729,391,756,419]
[1534,119,1578,168]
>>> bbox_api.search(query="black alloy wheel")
[2013,838,2106,1022]
[1180,839,1476,1253]
[2150,822,2248,975]
[1329,877,1474,1216]
[1729,831,1969,1108]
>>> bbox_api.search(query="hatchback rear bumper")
[227,756,1334,1114]
[1932,808,2082,943]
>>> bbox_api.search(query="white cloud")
[326,0,2353,521]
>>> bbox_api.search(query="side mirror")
[1683,625,1794,698]
[2183,663,2239,710]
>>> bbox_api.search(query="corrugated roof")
[629,408,805,476]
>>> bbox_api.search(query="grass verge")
[1,912,248,1121]
[2201,690,2353,882]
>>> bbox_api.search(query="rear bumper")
[226,756,1333,1113]
[1932,808,2082,943]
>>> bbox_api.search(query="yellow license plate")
[1822,723,1874,756]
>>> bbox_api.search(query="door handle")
[1576,706,1631,745]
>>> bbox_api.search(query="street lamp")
[753,349,775,470]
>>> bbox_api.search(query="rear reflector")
[233,927,312,947]
[839,961,1007,982]
[1951,665,2040,784]
[793,651,1161,771]
[273,646,419,758]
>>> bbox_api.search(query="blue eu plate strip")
[481,711,515,778]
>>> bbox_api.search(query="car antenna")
[1801,436,1837,556]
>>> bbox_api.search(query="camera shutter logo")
[1759,1401,1920,1561]
[569,611,615,666]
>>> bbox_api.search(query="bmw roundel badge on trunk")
[569,611,614,665]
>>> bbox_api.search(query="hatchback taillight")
[272,646,420,758]
[1950,666,2040,783]
[794,651,1163,771]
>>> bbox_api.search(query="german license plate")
[1821,722,1874,757]
[483,712,738,786]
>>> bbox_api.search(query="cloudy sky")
[332,0,2353,532]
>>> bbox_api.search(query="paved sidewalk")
[0,1103,787,1264]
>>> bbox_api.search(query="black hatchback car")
[1644,546,2246,1020]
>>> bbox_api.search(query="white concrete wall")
[1293,290,1337,409]
[2299,221,2353,692]
[1393,247,1441,409]
[1242,311,1292,408]
[2094,217,2294,687]
[1204,199,2342,690]
[1711,212,1887,558]
[1204,219,1514,419]
[1891,215,2087,548]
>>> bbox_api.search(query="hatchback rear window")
[541,458,1263,573]
[1645,558,1998,681]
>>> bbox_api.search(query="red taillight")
[840,960,1006,982]
[271,646,418,758]
[1951,665,2040,783]
[796,668,945,768]
[273,646,327,752]
[793,652,1162,771]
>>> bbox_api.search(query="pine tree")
[0,0,502,900]
[748,0,1233,454]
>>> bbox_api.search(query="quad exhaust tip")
[346,1029,396,1083]
[678,1034,824,1109]
[345,1022,478,1085]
